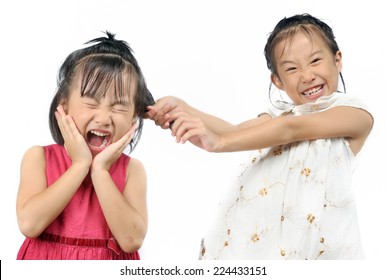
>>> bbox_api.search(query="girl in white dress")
[147,14,374,259]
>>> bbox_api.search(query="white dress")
[199,92,371,260]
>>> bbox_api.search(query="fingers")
[55,105,93,165]
[116,123,139,151]
[150,103,172,123]
[92,123,139,171]
[143,106,154,119]
[171,115,202,143]
[104,122,139,157]
[171,115,218,152]
[179,127,204,144]
[56,106,82,141]
[147,101,177,129]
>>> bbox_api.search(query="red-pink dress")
[17,144,140,260]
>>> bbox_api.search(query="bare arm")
[16,146,90,238]
[91,124,147,253]
[17,107,92,238]
[91,158,147,253]
[147,96,272,134]
[175,106,373,155]
[147,96,236,133]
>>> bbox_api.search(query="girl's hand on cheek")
[91,123,138,172]
[55,105,92,167]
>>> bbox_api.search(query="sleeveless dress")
[17,144,140,260]
[199,92,372,260]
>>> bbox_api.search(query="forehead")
[73,66,137,102]
[274,30,329,61]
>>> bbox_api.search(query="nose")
[301,68,316,83]
[94,108,112,126]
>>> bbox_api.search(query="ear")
[131,114,139,124]
[271,73,284,91]
[335,50,343,72]
[59,99,69,113]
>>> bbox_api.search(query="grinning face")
[271,31,342,105]
[62,75,136,156]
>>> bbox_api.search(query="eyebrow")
[83,95,131,107]
[112,99,130,106]
[279,49,324,66]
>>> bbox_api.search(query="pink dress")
[17,144,140,260]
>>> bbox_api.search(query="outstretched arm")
[147,96,272,133]
[146,96,237,133]
[173,106,373,155]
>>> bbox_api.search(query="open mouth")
[86,130,112,151]
[302,85,324,99]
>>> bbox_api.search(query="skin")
[147,31,373,155]
[16,76,148,253]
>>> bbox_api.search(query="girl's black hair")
[48,31,154,152]
[264,14,346,98]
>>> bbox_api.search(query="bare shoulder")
[18,146,47,207]
[127,157,146,173]
[123,157,147,203]
[126,157,147,186]
[21,145,46,166]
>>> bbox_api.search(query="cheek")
[114,116,135,137]
[67,109,90,134]
[276,78,295,93]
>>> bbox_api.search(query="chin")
[88,144,108,157]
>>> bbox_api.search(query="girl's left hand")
[91,123,138,172]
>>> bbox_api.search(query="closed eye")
[285,66,297,72]
[82,97,99,108]
[112,102,130,113]
[311,58,322,64]
[113,106,129,113]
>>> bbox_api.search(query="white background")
[1,0,385,278]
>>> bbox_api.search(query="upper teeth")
[303,86,321,96]
[91,130,109,137]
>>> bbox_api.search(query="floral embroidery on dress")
[199,93,369,260]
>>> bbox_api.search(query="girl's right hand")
[146,96,186,129]
[55,105,92,167]
[171,113,221,153]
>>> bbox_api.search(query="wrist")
[91,163,109,173]
[70,161,91,176]
[214,134,226,153]
[90,167,110,182]
[216,131,238,153]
